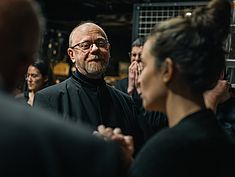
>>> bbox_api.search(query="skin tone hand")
[128,61,143,95]
[135,62,143,94]
[204,79,232,113]
[93,125,134,169]
[128,61,138,95]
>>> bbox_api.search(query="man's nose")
[90,43,99,51]
[135,55,142,62]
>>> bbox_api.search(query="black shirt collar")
[72,69,106,87]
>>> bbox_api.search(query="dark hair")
[132,37,146,47]
[32,60,49,77]
[22,59,52,99]
[148,0,231,94]
[31,59,52,86]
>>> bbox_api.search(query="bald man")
[0,0,125,176]
[34,22,144,153]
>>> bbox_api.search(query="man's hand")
[128,62,138,95]
[135,62,143,94]
[128,61,143,95]
[94,125,134,168]
[204,80,232,112]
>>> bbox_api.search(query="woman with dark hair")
[95,1,235,176]
[127,0,235,176]
[16,60,52,106]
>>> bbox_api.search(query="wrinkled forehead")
[131,46,143,53]
[72,24,107,42]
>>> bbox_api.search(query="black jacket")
[34,72,144,153]
[0,90,125,177]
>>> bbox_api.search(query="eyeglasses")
[70,39,109,51]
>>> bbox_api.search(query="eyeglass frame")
[70,39,109,51]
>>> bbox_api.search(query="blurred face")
[130,46,143,63]
[26,65,46,92]
[0,27,39,92]
[139,39,167,112]
[0,0,42,93]
[68,23,110,79]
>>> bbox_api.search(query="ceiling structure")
[36,0,149,64]
[38,0,138,29]
[36,0,209,74]
[37,0,207,29]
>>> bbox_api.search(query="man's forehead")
[74,24,106,39]
[132,46,143,52]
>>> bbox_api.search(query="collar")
[72,70,106,88]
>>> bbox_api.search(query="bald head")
[69,22,108,47]
[0,0,45,92]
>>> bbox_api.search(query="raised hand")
[128,61,138,95]
[204,79,232,112]
[128,61,143,95]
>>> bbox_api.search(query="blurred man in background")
[115,37,168,141]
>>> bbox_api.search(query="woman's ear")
[162,57,174,83]
[67,48,76,63]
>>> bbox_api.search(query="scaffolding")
[132,2,207,39]
[132,1,235,83]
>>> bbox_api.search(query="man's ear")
[162,57,174,83]
[67,48,76,63]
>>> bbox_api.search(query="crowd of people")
[0,0,234,176]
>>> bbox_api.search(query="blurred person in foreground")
[128,0,235,176]
[97,0,235,177]
[0,0,127,176]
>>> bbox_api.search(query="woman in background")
[16,60,52,106]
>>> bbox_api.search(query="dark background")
[36,0,209,76]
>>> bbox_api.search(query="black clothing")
[115,77,128,94]
[115,77,168,140]
[0,90,124,177]
[34,71,144,152]
[15,92,29,106]
[129,109,235,177]
[217,97,235,139]
[138,109,168,140]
